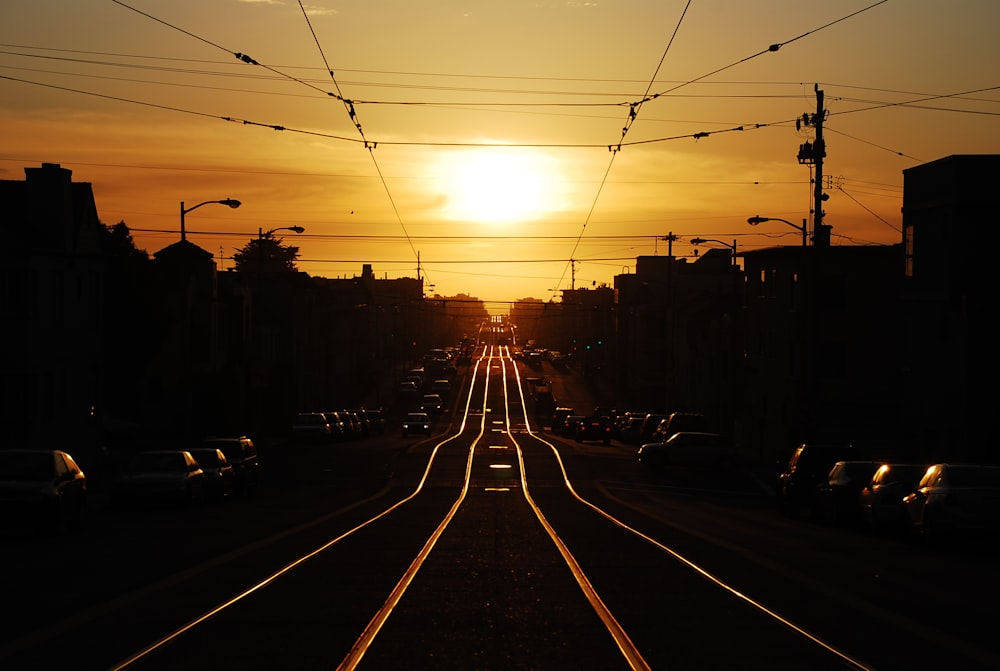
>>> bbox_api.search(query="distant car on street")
[291,412,332,444]
[551,407,575,432]
[402,412,432,438]
[430,379,452,397]
[575,416,611,445]
[420,394,444,415]
[561,415,586,437]
[397,381,419,398]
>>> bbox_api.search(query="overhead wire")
[552,0,692,294]
[6,2,923,296]
[294,0,429,289]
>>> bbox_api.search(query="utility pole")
[794,85,829,440]
[797,84,830,246]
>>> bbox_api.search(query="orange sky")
[3,0,999,305]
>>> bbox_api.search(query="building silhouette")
[5,155,995,469]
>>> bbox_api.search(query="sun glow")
[435,148,563,224]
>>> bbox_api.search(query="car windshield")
[132,453,185,473]
[948,466,1000,487]
[0,451,53,481]
[190,451,220,468]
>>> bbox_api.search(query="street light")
[259,225,305,239]
[690,237,737,267]
[747,215,808,247]
[179,198,241,241]
[255,226,304,276]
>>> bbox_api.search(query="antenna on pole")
[796,84,830,246]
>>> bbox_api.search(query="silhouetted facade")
[613,249,742,429]
[1,163,105,455]
[7,155,994,469]
[741,244,904,463]
[900,154,998,462]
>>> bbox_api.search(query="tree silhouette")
[232,235,300,273]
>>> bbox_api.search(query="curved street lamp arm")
[179,198,241,242]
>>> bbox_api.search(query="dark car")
[0,449,87,530]
[575,416,611,445]
[430,379,452,398]
[291,412,332,444]
[402,412,432,438]
[561,415,586,438]
[551,407,575,432]
[652,412,711,442]
[200,436,260,496]
[364,408,386,434]
[638,432,734,468]
[902,463,1000,546]
[112,450,206,507]
[813,460,883,526]
[777,443,857,517]
[858,462,928,534]
[639,413,669,443]
[420,394,444,415]
[323,411,348,441]
[187,447,236,502]
[345,409,371,437]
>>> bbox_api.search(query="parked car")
[364,408,386,434]
[402,412,432,438]
[112,450,206,506]
[858,462,927,534]
[575,416,611,445]
[639,413,669,443]
[323,411,348,441]
[357,407,384,434]
[902,463,1000,546]
[813,460,883,525]
[638,432,734,468]
[291,412,332,444]
[0,448,87,530]
[200,436,259,495]
[342,410,369,438]
[187,447,235,502]
[651,412,711,442]
[776,443,857,517]
[617,415,645,445]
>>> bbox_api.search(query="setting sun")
[435,148,562,225]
